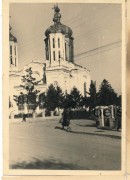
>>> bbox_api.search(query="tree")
[14,67,40,110]
[45,84,64,111]
[116,95,122,106]
[97,79,117,106]
[56,86,64,109]
[81,96,89,108]
[13,92,26,110]
[88,80,97,110]
[63,87,82,109]
[20,67,40,94]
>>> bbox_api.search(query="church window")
[54,81,58,88]
[39,93,46,109]
[53,51,55,61]
[84,82,87,97]
[10,46,12,55]
[58,51,61,60]
[53,38,55,48]
[58,38,60,48]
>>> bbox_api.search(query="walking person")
[61,108,71,132]
[22,113,26,122]
[22,103,28,122]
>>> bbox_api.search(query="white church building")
[9,5,91,113]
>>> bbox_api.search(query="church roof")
[45,5,73,38]
[9,24,17,42]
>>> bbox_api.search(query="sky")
[9,3,122,95]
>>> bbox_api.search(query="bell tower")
[9,24,18,71]
[44,5,74,66]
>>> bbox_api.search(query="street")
[9,119,121,170]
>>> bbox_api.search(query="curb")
[69,130,121,139]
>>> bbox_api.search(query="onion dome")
[45,5,73,38]
[9,24,17,42]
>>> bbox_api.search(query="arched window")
[39,93,46,109]
[84,82,87,97]
[18,94,25,110]
[27,93,36,110]
[54,81,58,88]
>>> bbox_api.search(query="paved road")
[9,119,121,170]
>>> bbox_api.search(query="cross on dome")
[53,4,61,23]
[9,16,12,31]
[45,4,73,37]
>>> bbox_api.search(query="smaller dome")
[9,25,17,42]
[9,32,17,42]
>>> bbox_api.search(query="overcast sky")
[10,3,122,95]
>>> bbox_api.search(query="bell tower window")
[58,51,61,60]
[58,38,60,48]
[53,38,55,48]
[10,46,12,55]
[10,56,13,65]
[65,42,67,60]
[9,24,18,71]
[44,5,74,65]
[53,51,55,61]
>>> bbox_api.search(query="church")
[9,5,91,114]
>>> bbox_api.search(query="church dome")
[45,5,73,38]
[9,25,17,42]
[45,23,72,37]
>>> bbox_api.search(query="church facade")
[9,5,91,113]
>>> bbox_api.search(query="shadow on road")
[75,123,96,127]
[10,158,89,170]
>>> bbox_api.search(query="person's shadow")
[55,126,63,130]
[55,126,72,132]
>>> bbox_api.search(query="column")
[100,108,104,127]
[42,108,46,117]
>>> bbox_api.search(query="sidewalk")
[69,119,121,139]
[9,116,60,123]
[9,117,121,139]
